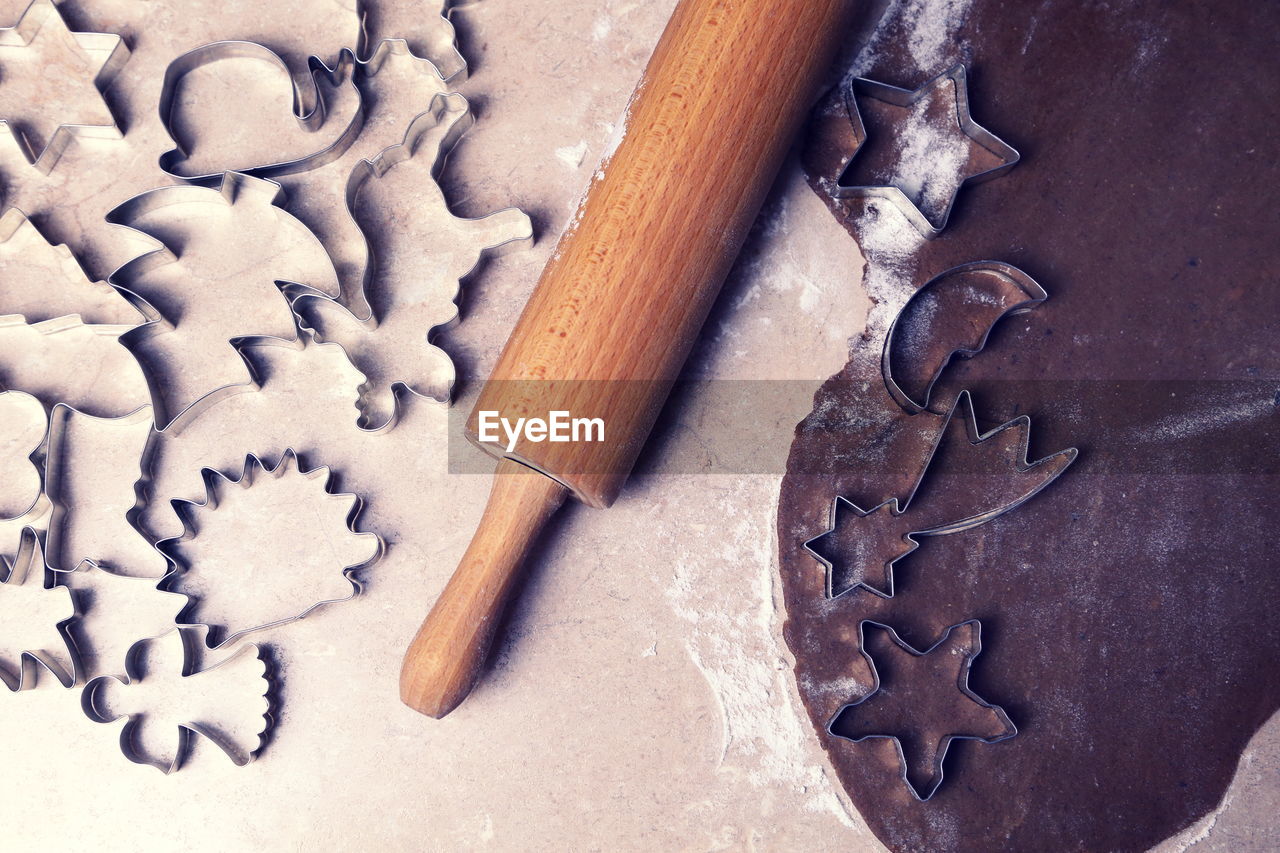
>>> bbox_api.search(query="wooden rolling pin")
[400,0,855,718]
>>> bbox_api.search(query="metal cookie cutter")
[0,527,79,690]
[157,41,365,183]
[827,619,1017,801]
[105,171,341,431]
[0,0,130,174]
[154,449,384,648]
[81,626,273,773]
[803,390,1076,599]
[0,390,46,521]
[290,90,534,433]
[834,65,1019,238]
[157,36,465,184]
[882,260,1048,415]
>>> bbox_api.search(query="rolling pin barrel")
[401,0,856,718]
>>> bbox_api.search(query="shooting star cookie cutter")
[882,260,1048,415]
[0,0,130,174]
[802,390,1077,599]
[826,619,1017,801]
[154,448,384,649]
[833,65,1019,238]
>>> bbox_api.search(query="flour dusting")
[663,487,857,826]
[841,0,976,370]
[853,0,975,77]
[554,141,589,169]
[891,81,971,220]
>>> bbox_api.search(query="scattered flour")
[852,0,975,77]
[663,492,858,827]
[890,84,972,220]
[841,0,977,371]
[1143,395,1275,443]
[592,14,612,41]
[554,140,589,169]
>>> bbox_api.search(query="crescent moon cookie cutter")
[882,260,1048,415]
[832,64,1020,238]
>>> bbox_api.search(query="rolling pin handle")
[399,458,569,718]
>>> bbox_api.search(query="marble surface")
[0,1,1274,850]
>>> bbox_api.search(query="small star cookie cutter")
[833,65,1019,238]
[0,0,130,174]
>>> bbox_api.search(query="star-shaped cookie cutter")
[833,65,1019,238]
[0,0,130,174]
[827,619,1017,801]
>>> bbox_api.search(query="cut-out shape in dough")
[107,172,340,428]
[883,261,1047,415]
[0,527,77,690]
[0,0,129,173]
[157,450,382,647]
[828,620,1016,801]
[81,627,270,772]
